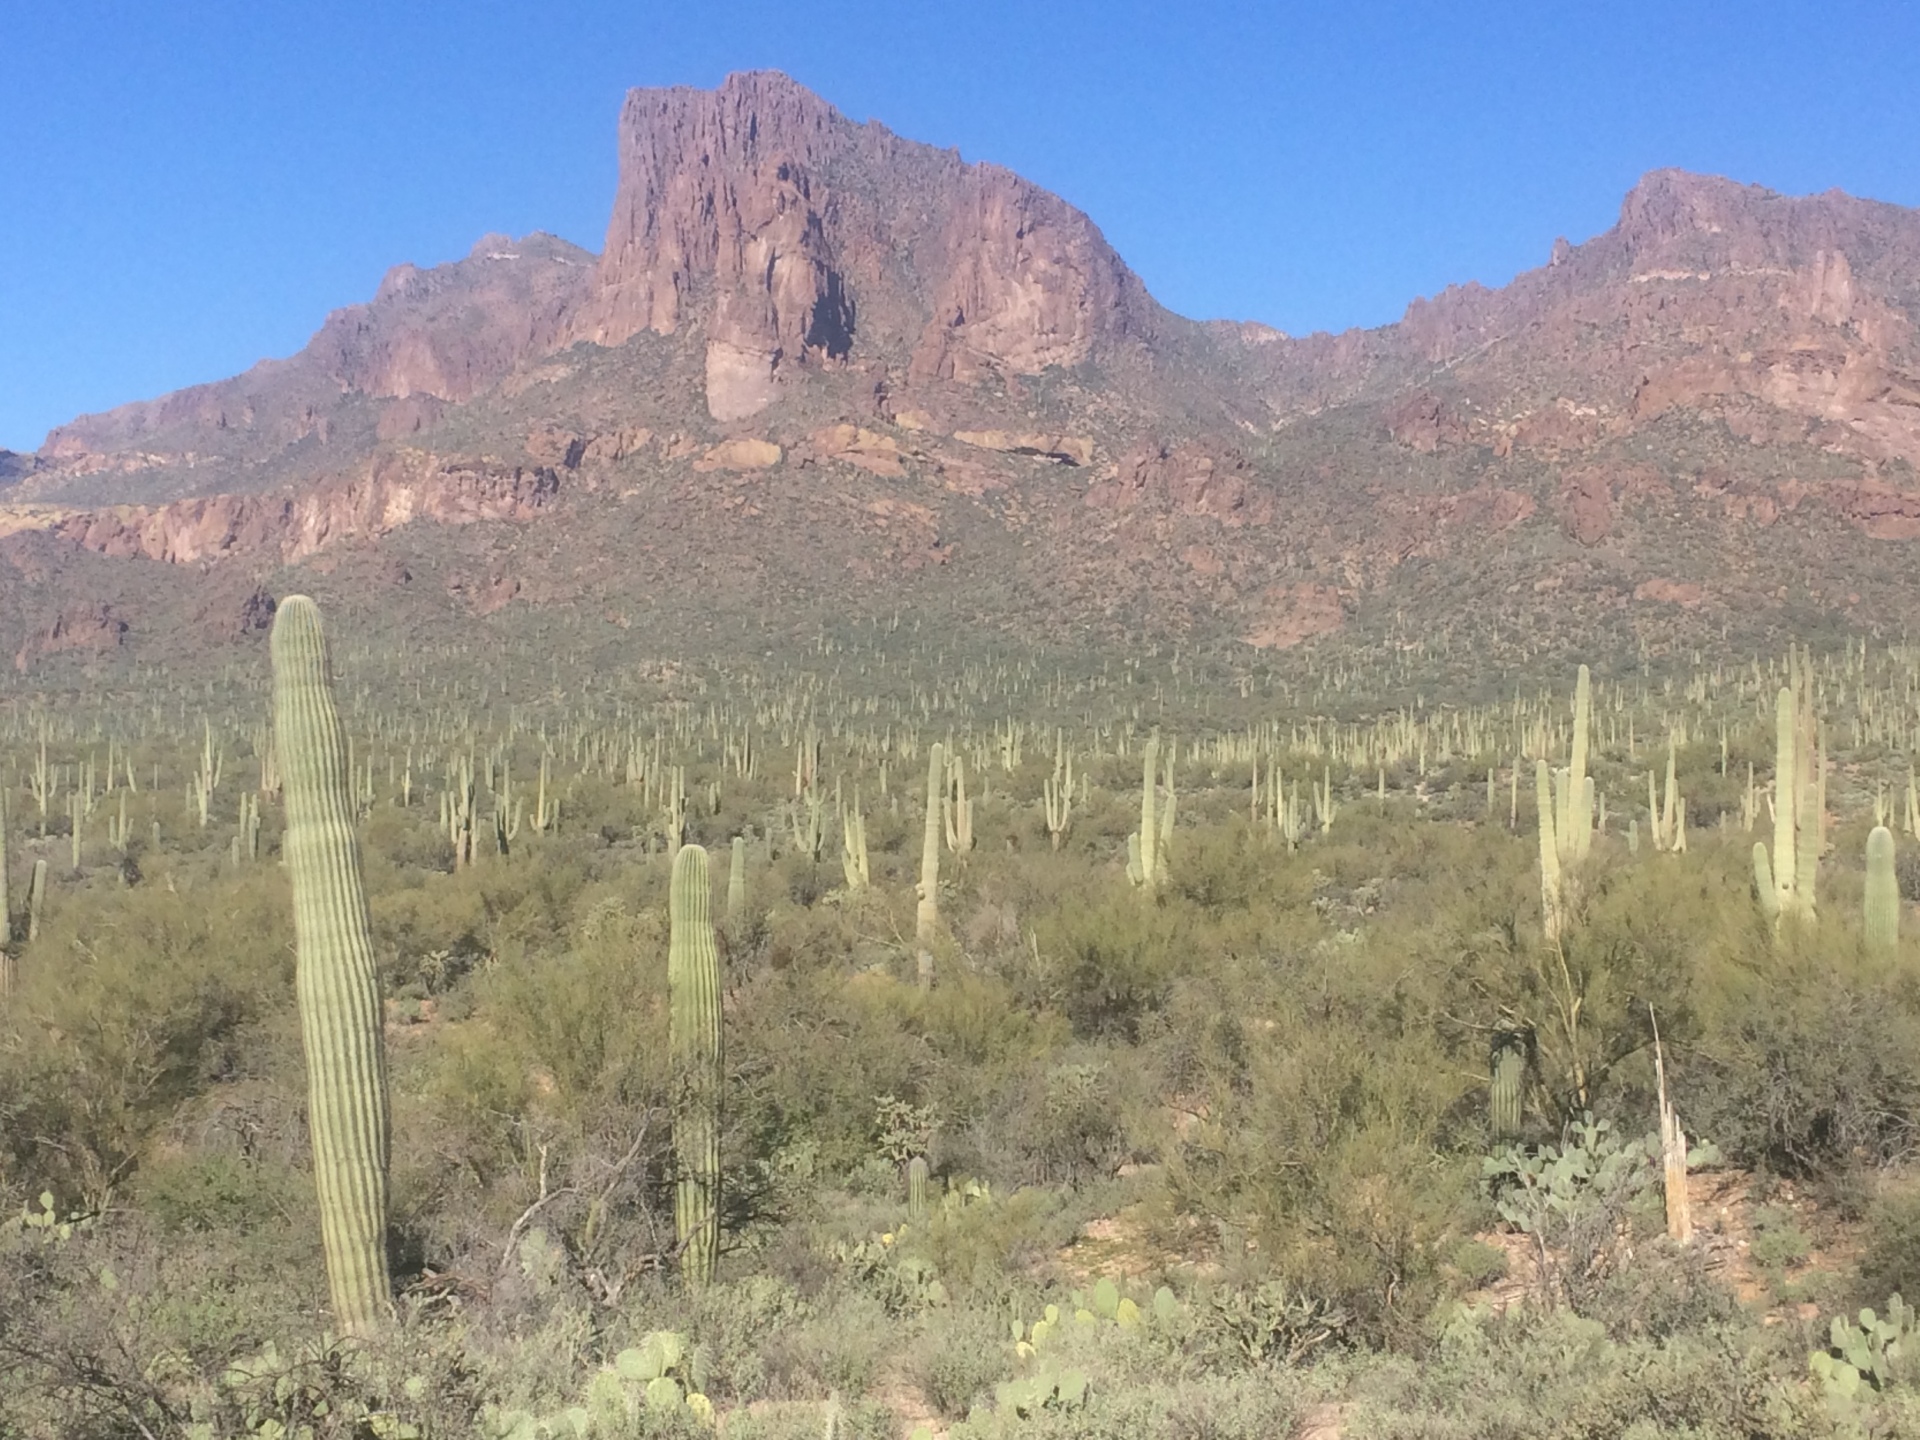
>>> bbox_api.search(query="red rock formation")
[308,232,594,403]
[1559,468,1614,546]
[49,451,559,567]
[907,164,1156,383]
[569,71,1158,418]
[1244,584,1345,649]
[14,603,127,671]
[1085,437,1270,524]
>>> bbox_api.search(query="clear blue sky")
[3,1,1915,452]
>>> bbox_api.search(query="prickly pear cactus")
[271,596,392,1335]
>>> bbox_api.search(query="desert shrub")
[1853,1179,1920,1307]
[911,1302,1019,1416]
[1350,1305,1819,1439]
[1684,935,1920,1177]
[1166,971,1476,1341]
[0,871,295,1209]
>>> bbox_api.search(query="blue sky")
[3,1,1915,452]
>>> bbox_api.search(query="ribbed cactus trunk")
[1867,825,1900,953]
[907,1155,929,1221]
[1489,1030,1529,1141]
[916,744,943,964]
[271,596,391,1337]
[670,844,723,1287]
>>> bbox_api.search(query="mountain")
[6,71,1920,676]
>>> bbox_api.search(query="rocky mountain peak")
[569,69,1160,419]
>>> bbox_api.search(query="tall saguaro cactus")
[1129,733,1161,889]
[917,744,944,949]
[271,596,392,1336]
[1537,667,1594,943]
[670,844,723,1287]
[1759,681,1821,928]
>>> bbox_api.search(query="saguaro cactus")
[1489,1030,1530,1141]
[1768,681,1821,926]
[670,844,723,1287]
[1867,825,1900,953]
[271,596,391,1336]
[0,788,11,950]
[917,744,943,947]
[726,835,747,927]
[907,1155,930,1221]
[1536,668,1595,943]
[1129,734,1161,888]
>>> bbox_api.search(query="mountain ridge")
[6,71,1919,675]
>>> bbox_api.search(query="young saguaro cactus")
[1489,1030,1530,1141]
[271,596,392,1336]
[670,844,723,1287]
[1867,825,1900,953]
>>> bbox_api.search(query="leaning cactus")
[271,596,392,1336]
[1867,825,1900,953]
[670,844,723,1287]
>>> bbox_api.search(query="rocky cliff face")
[46,449,560,567]
[569,70,1161,418]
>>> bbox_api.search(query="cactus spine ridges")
[1867,825,1900,953]
[907,1155,930,1221]
[270,596,392,1336]
[1489,1031,1529,1140]
[670,843,723,1287]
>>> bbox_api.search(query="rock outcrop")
[45,450,560,567]
[566,71,1160,418]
